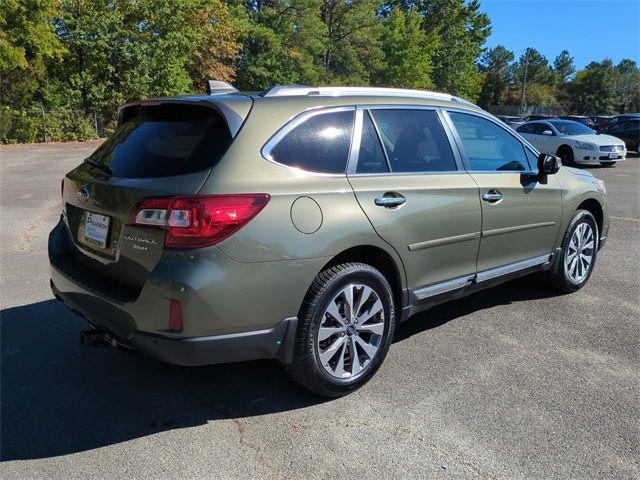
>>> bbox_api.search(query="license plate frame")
[80,211,111,248]
[609,152,619,159]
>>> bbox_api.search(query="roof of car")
[118,83,485,136]
[138,85,482,109]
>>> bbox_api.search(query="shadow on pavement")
[1,276,559,460]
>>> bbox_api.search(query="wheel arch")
[557,144,574,155]
[319,245,406,311]
[577,198,604,237]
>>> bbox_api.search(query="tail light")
[130,194,270,248]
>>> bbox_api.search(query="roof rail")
[206,80,238,95]
[259,85,477,106]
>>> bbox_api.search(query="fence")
[487,105,564,117]
[0,108,113,144]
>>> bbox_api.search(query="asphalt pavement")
[1,142,638,479]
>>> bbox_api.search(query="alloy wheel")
[316,283,385,379]
[565,223,595,283]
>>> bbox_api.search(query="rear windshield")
[89,105,232,178]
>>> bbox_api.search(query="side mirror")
[542,130,554,136]
[538,153,561,175]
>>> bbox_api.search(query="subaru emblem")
[78,186,90,203]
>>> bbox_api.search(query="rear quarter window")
[89,105,232,178]
[264,109,354,174]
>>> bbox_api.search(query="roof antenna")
[206,80,239,95]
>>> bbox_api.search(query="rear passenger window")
[356,111,389,173]
[370,109,457,172]
[449,112,530,172]
[266,110,354,174]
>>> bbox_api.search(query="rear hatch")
[61,101,242,292]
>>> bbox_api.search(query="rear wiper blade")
[84,157,112,175]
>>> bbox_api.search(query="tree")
[53,0,240,117]
[568,59,619,114]
[615,59,640,112]
[477,45,513,108]
[319,0,383,84]
[374,6,438,88]
[513,48,554,86]
[553,50,575,83]
[421,0,491,101]
[231,0,325,90]
[0,0,65,108]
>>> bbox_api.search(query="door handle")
[481,190,503,203]
[374,194,406,208]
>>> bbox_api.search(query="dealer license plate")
[80,212,110,248]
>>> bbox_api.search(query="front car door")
[444,110,563,279]
[347,107,482,301]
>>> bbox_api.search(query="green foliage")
[513,48,555,86]
[477,45,514,108]
[421,0,491,101]
[3,0,637,143]
[232,1,325,90]
[374,7,437,88]
[0,0,65,108]
[615,59,640,112]
[553,50,575,83]
[319,0,383,85]
[568,59,640,115]
[0,107,95,143]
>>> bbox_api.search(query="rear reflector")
[130,194,270,248]
[169,300,183,332]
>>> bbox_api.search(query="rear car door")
[445,110,563,276]
[347,107,482,298]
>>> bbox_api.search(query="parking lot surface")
[1,143,639,479]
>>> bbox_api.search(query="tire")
[557,146,575,166]
[285,263,396,397]
[599,162,615,167]
[546,210,598,293]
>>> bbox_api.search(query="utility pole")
[519,47,530,116]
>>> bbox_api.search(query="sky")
[481,0,640,69]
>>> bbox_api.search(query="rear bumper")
[48,217,316,366]
[50,278,297,366]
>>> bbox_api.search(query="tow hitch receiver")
[80,329,116,348]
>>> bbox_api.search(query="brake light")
[130,194,270,248]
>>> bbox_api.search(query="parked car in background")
[496,115,525,128]
[559,115,595,128]
[49,83,610,397]
[601,119,640,152]
[593,113,640,132]
[517,119,626,166]
[523,114,557,122]
[590,115,614,125]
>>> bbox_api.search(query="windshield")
[88,105,232,178]
[549,121,595,136]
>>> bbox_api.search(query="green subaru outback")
[49,83,609,396]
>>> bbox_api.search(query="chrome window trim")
[443,108,540,173]
[261,106,356,176]
[347,105,461,176]
[346,109,364,174]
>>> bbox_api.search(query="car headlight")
[594,178,606,194]
[574,141,595,150]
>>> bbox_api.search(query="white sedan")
[516,119,626,166]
